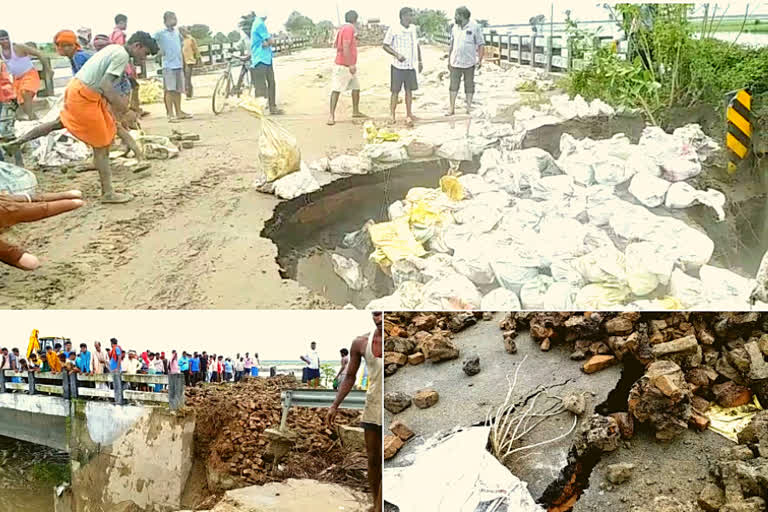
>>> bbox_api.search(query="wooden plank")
[123,390,169,403]
[76,374,113,383]
[121,374,169,385]
[5,382,27,391]
[35,372,64,381]
[36,384,63,394]
[77,387,114,399]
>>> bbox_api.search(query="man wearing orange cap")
[8,32,158,203]
[54,30,92,74]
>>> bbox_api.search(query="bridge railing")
[0,370,185,411]
[435,30,628,72]
[280,388,367,430]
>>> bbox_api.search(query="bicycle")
[212,55,252,115]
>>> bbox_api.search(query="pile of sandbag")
[363,125,750,311]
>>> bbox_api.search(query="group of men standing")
[328,6,485,127]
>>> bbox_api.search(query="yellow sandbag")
[239,97,301,182]
[706,396,763,442]
[137,79,163,105]
[363,120,400,144]
[440,175,464,201]
[368,217,426,267]
[575,283,631,309]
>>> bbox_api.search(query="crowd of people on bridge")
[0,341,265,387]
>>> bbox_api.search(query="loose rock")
[384,391,412,414]
[606,463,635,484]
[412,389,439,409]
[389,420,415,441]
[462,355,481,376]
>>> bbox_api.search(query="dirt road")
[0,46,445,309]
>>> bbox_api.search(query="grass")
[31,462,70,485]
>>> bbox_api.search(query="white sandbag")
[508,147,561,177]
[452,244,496,286]
[366,294,404,310]
[329,154,370,175]
[550,258,586,287]
[668,268,706,309]
[585,185,619,226]
[626,150,663,177]
[624,242,675,296]
[538,217,590,265]
[557,153,594,186]
[489,247,541,295]
[359,143,407,167]
[699,265,754,306]
[638,126,702,182]
[672,124,720,165]
[478,148,538,195]
[472,190,512,210]
[0,161,37,195]
[272,164,321,199]
[664,182,726,221]
[331,254,367,290]
[574,246,627,285]
[593,155,634,185]
[420,273,483,310]
[397,281,425,309]
[436,139,473,161]
[457,174,498,197]
[520,275,554,310]
[628,173,672,208]
[453,202,502,233]
[609,200,661,241]
[542,281,578,310]
[654,218,715,269]
[531,175,576,199]
[309,157,330,172]
[388,200,408,220]
[481,288,522,310]
[391,258,428,288]
[574,283,632,309]
[589,98,615,117]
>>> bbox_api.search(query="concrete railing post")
[168,373,185,411]
[28,371,36,395]
[508,35,513,63]
[69,374,79,399]
[113,372,124,405]
[62,372,71,399]
[531,35,537,68]
[546,36,553,72]
[517,35,523,65]
[0,370,5,393]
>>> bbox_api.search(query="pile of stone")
[383,311,491,377]
[698,411,768,512]
[185,375,363,491]
[501,312,768,443]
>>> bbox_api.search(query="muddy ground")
[383,313,732,512]
[0,46,445,309]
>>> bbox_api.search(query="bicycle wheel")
[236,65,251,98]
[212,73,231,115]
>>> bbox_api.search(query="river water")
[709,31,768,46]
[0,436,68,512]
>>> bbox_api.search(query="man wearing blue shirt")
[63,341,73,358]
[179,351,191,386]
[76,343,92,374]
[154,11,192,123]
[190,352,201,386]
[250,15,283,115]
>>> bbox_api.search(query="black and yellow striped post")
[726,88,753,173]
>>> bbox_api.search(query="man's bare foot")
[352,112,369,118]
[177,113,193,120]
[168,116,180,124]
[327,117,336,126]
[445,110,455,117]
[387,116,396,126]
[101,192,133,204]
[405,116,415,127]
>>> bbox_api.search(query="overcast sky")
[0,310,375,362]
[4,1,765,43]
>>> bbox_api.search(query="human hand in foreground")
[0,190,84,270]
[326,404,338,428]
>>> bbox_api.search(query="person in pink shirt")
[169,349,180,374]
[328,10,366,126]
[110,13,144,116]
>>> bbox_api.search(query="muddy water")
[0,436,68,512]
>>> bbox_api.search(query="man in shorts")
[446,6,484,116]
[383,7,422,127]
[155,11,191,123]
[328,10,366,126]
[327,312,382,512]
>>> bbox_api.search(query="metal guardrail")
[280,388,367,430]
[435,31,627,72]
[0,369,185,411]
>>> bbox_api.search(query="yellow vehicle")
[26,329,71,358]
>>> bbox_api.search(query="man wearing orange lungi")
[9,31,157,204]
[0,30,51,121]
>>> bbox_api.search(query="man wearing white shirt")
[300,341,321,388]
[447,6,484,116]
[383,7,422,127]
[123,351,142,374]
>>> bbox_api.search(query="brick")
[652,374,682,399]
[383,435,404,460]
[745,341,768,380]
[713,381,753,408]
[689,410,710,431]
[407,352,425,365]
[384,352,407,366]
[582,355,616,374]
[412,388,439,409]
[605,316,634,335]
[389,420,414,441]
[651,335,699,358]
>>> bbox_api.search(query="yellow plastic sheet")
[706,396,763,442]
[368,217,426,267]
[363,121,400,143]
[137,79,163,105]
[439,175,464,201]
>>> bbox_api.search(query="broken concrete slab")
[220,479,368,512]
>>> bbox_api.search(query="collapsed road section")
[382,312,768,512]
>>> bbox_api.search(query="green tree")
[315,20,335,41]
[188,24,212,42]
[227,30,241,43]
[413,9,449,39]
[214,32,228,44]
[320,364,336,388]
[285,11,315,36]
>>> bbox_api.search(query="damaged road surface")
[382,312,768,512]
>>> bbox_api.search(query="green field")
[690,18,768,33]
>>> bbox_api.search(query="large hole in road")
[261,160,479,308]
